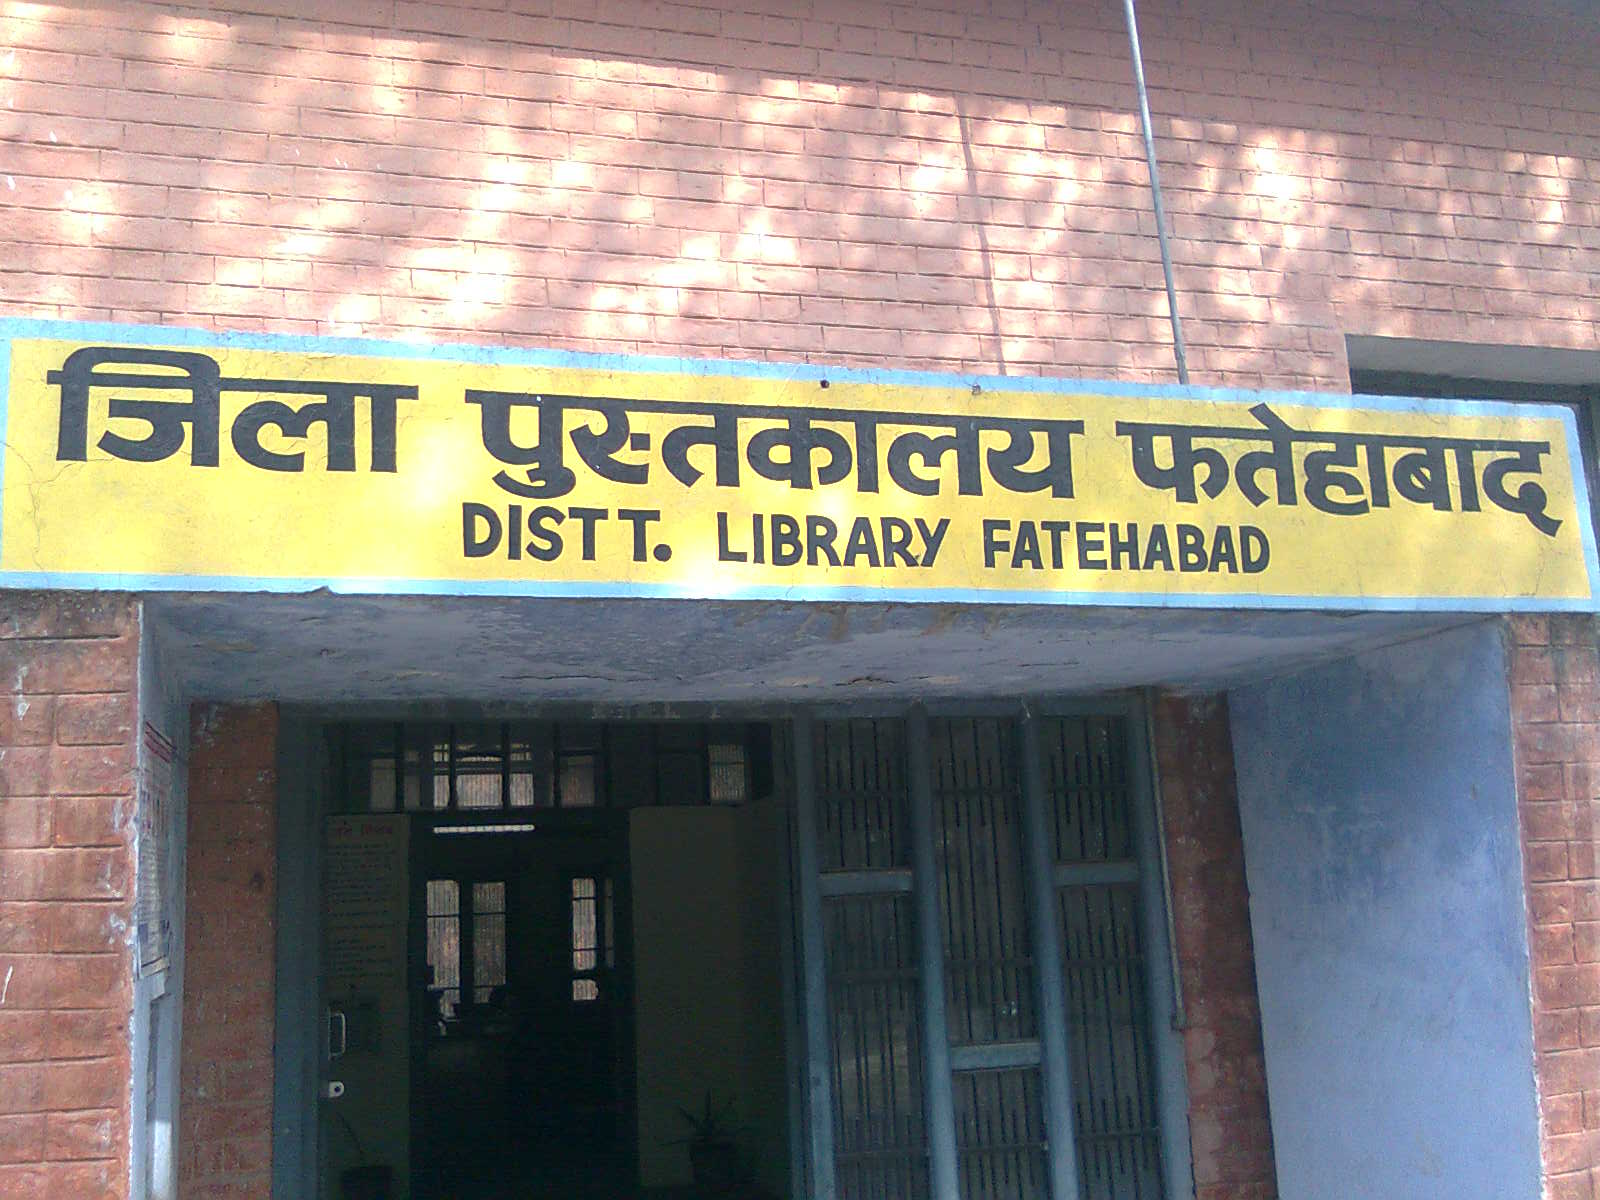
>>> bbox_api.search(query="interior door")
[414,818,632,1199]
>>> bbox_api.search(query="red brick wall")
[1152,692,1278,1200]
[178,704,278,1200]
[0,593,139,1200]
[0,0,1594,388]
[1508,615,1600,1200]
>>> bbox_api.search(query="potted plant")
[674,1091,743,1195]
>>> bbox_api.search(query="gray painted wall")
[132,607,190,1200]
[1228,621,1539,1200]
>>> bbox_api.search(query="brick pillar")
[1151,693,1278,1200]
[178,704,278,1200]
[1507,615,1600,1200]
[0,593,140,1200]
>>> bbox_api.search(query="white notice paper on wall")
[324,814,409,988]
[135,722,175,976]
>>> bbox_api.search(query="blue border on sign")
[0,333,10,574]
[0,569,1597,613]
[2,316,1597,613]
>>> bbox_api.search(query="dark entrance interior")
[415,814,632,1199]
[319,720,790,1200]
[315,708,1178,1200]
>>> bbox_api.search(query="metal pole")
[791,711,838,1200]
[1121,0,1191,385]
[1139,689,1187,1029]
[906,706,962,1200]
[1019,709,1084,1200]
[775,765,810,1200]
[1132,694,1196,1200]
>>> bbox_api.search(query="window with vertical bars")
[931,717,1047,1200]
[425,879,461,1022]
[815,719,929,1200]
[1043,717,1166,1200]
[573,877,598,971]
[427,878,510,1022]
[338,722,762,812]
[811,714,1168,1200]
[571,875,613,1003]
[472,881,506,1005]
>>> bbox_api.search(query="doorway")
[303,708,1183,1200]
[413,815,632,1199]
[315,719,789,1200]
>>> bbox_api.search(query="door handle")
[327,1006,347,1060]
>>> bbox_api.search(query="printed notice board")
[1,319,1595,611]
[135,721,175,976]
[324,814,409,989]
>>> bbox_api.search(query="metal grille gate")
[793,711,1167,1200]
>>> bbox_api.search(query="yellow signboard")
[1,322,1594,611]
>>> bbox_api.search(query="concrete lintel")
[146,592,1480,705]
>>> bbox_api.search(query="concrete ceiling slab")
[145,593,1481,707]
